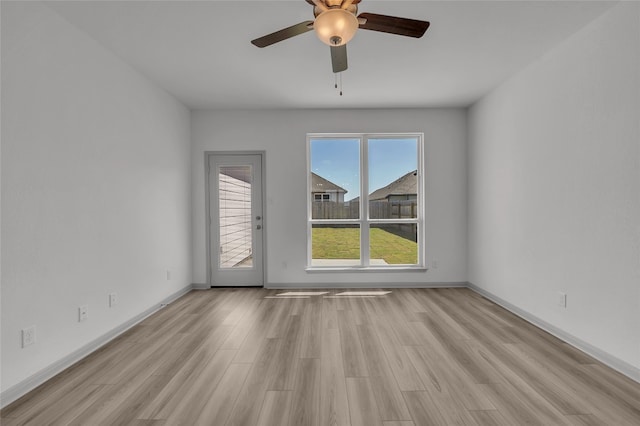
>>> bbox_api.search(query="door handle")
[256,216,262,220]
[256,225,262,230]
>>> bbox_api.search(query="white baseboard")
[265,281,468,289]
[467,282,640,384]
[0,284,193,409]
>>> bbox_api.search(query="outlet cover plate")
[109,293,117,307]
[79,305,89,322]
[558,292,567,308]
[22,326,36,348]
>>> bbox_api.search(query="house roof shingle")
[368,170,417,201]
[311,173,347,193]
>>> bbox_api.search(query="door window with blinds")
[307,133,425,269]
[218,165,253,269]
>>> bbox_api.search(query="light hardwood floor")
[2,288,640,425]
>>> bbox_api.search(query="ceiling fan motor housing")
[312,0,358,18]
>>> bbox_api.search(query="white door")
[208,154,264,287]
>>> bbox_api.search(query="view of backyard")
[312,226,418,264]
[309,135,421,267]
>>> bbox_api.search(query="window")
[307,133,424,269]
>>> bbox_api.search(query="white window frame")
[306,133,425,271]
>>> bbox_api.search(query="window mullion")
[361,135,370,267]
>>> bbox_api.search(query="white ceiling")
[46,0,616,109]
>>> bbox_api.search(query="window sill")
[305,266,428,273]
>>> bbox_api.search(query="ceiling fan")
[251,0,430,74]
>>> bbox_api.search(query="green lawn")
[312,227,417,264]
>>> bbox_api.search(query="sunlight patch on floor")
[264,296,310,299]
[334,291,392,296]
[323,295,378,298]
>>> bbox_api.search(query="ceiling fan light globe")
[314,9,358,46]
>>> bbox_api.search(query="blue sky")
[310,137,418,201]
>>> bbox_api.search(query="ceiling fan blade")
[251,21,314,48]
[330,44,348,73]
[357,13,430,38]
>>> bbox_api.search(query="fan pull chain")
[333,73,343,96]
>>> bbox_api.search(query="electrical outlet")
[432,260,439,269]
[166,270,171,281]
[22,326,36,348]
[109,293,117,308]
[558,292,567,308]
[79,305,89,322]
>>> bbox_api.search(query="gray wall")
[468,2,640,373]
[192,109,468,286]
[1,2,192,395]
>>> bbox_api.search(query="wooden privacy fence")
[312,200,418,242]
[312,200,417,220]
[370,200,417,220]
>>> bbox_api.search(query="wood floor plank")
[256,391,294,426]
[404,344,495,411]
[147,349,237,422]
[136,345,232,419]
[372,320,425,391]
[288,358,321,426]
[564,414,608,426]
[477,382,572,426]
[346,377,383,426]
[418,313,502,384]
[369,296,423,346]
[88,328,183,386]
[391,289,426,322]
[319,328,351,426]
[222,294,263,326]
[577,363,640,416]
[16,384,106,426]
[468,409,511,426]
[488,342,594,415]
[321,297,339,330]
[224,338,281,426]
[499,339,640,424]
[357,324,412,421]
[220,298,268,350]
[193,363,251,426]
[412,293,473,340]
[268,313,302,390]
[0,338,134,421]
[100,374,172,425]
[337,310,369,378]
[264,298,292,339]
[401,391,450,426]
[66,339,184,425]
[298,296,323,358]
[3,288,640,426]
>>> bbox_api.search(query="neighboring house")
[311,172,347,202]
[369,170,417,202]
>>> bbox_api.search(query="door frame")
[205,151,267,287]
